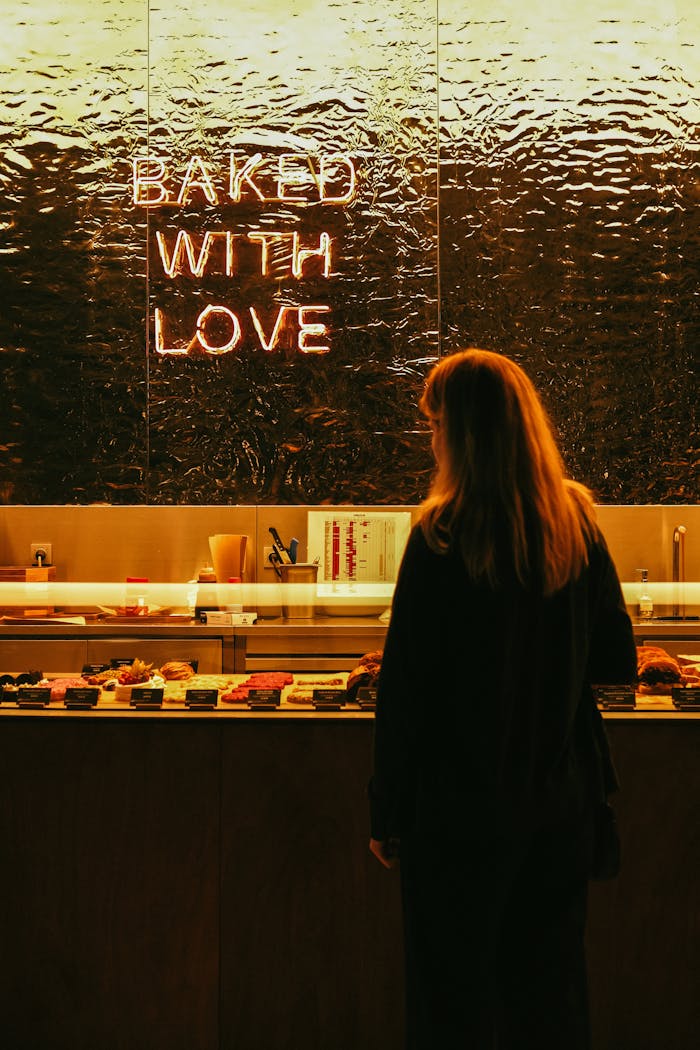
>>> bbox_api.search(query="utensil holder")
[279,563,318,618]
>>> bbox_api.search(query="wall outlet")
[263,545,277,569]
[30,542,53,566]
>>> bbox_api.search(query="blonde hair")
[419,349,597,595]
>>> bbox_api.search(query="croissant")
[159,660,195,681]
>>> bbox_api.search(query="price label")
[64,687,100,708]
[312,689,344,710]
[672,687,700,710]
[593,685,636,710]
[110,657,135,668]
[17,687,52,708]
[130,687,164,708]
[356,686,377,709]
[247,688,281,709]
[185,688,218,709]
[82,663,109,675]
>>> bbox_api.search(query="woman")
[369,349,636,1049]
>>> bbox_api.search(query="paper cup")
[208,534,248,584]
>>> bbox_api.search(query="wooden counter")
[0,700,697,1050]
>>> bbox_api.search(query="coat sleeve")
[369,526,427,840]
[585,536,638,796]
[587,536,637,687]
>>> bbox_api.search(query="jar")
[194,567,218,622]
[125,577,149,616]
[223,576,243,614]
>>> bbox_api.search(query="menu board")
[308,511,411,586]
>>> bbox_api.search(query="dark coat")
[370,523,637,842]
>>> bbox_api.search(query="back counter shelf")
[1,615,698,677]
[0,621,232,674]
[0,614,389,676]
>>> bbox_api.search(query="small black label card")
[64,687,100,709]
[672,687,700,710]
[82,663,109,676]
[130,687,164,708]
[312,689,345,710]
[593,685,636,710]
[17,687,52,708]
[110,657,135,668]
[185,688,218,709]
[356,687,377,709]
[247,688,281,710]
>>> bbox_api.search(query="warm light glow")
[156,230,223,277]
[134,152,357,207]
[229,151,268,202]
[297,306,331,353]
[155,229,333,278]
[139,147,348,353]
[292,232,332,278]
[249,306,288,351]
[246,231,289,277]
[155,307,188,355]
[132,157,169,206]
[0,580,381,612]
[154,304,331,355]
[176,155,218,205]
[1,579,698,614]
[196,305,241,353]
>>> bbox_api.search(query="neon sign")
[154,305,332,355]
[154,230,333,279]
[134,151,356,356]
[133,153,356,207]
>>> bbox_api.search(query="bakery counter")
[0,698,697,1050]
[0,671,375,717]
[1,666,696,719]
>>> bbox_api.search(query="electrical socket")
[263,545,276,568]
[30,542,53,566]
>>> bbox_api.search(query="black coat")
[370,523,637,842]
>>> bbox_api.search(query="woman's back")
[377,522,635,834]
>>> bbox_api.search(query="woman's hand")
[369,837,400,869]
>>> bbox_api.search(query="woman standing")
[369,349,636,1049]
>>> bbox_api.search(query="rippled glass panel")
[145,0,438,503]
[0,1,697,507]
[438,0,699,503]
[0,0,148,503]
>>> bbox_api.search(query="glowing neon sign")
[134,151,356,356]
[132,153,357,207]
[154,230,333,279]
[154,305,332,355]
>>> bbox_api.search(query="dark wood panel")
[0,719,219,1050]
[219,721,405,1050]
[587,721,700,1050]
[0,714,696,1050]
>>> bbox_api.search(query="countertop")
[0,673,697,719]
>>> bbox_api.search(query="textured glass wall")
[0,1,697,505]
[0,0,149,503]
[439,0,699,502]
[145,0,438,503]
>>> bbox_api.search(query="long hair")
[419,349,597,595]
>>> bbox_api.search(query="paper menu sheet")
[307,511,412,585]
